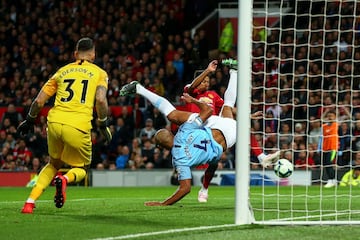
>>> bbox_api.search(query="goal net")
[248,0,360,225]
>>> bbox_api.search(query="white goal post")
[235,0,360,225]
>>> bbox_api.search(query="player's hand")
[144,201,164,206]
[251,111,263,119]
[17,115,36,136]
[180,93,196,103]
[207,60,218,72]
[98,118,112,143]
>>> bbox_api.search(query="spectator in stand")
[338,121,351,166]
[25,125,48,159]
[1,154,16,171]
[148,107,168,130]
[352,120,360,151]
[120,106,135,136]
[295,151,315,170]
[0,144,11,168]
[4,132,17,149]
[0,118,12,132]
[141,138,155,169]
[152,147,171,168]
[108,162,117,170]
[218,150,235,170]
[28,157,43,173]
[265,110,278,133]
[279,122,293,147]
[352,152,360,167]
[139,118,157,144]
[132,102,144,136]
[12,138,32,167]
[129,154,146,170]
[115,145,130,169]
[109,117,131,153]
[1,103,23,127]
[0,130,6,148]
[96,163,105,170]
[1,1,358,173]
[308,116,322,150]
[129,137,142,160]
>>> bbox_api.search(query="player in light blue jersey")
[172,114,224,181]
[120,81,236,205]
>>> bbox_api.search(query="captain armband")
[194,116,203,126]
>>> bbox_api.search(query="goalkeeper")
[19,37,112,214]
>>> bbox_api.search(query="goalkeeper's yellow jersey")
[42,60,108,131]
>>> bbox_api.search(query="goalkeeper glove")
[17,114,36,136]
[98,117,112,143]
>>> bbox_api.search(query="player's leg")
[21,159,62,214]
[254,132,281,167]
[198,163,218,203]
[120,81,193,125]
[220,69,238,119]
[21,123,65,214]
[55,124,92,208]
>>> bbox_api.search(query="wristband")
[27,114,37,122]
[97,117,107,122]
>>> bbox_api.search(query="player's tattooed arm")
[28,91,51,119]
[95,85,109,120]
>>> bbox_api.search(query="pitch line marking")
[90,224,238,240]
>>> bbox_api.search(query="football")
[274,159,294,178]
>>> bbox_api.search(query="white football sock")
[26,198,35,203]
[257,153,266,163]
[136,84,175,116]
[223,69,238,107]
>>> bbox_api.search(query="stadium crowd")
[0,0,359,175]
[0,0,236,172]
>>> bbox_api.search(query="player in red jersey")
[184,59,280,203]
[183,60,224,115]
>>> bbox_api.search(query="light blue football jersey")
[172,120,223,180]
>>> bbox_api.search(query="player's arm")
[28,90,52,118]
[95,85,108,121]
[144,179,192,206]
[17,81,54,136]
[95,85,112,143]
[181,93,213,123]
[186,60,217,94]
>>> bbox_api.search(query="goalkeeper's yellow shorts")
[47,122,92,167]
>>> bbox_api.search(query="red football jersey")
[184,85,224,115]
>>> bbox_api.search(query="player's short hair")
[76,37,94,52]
[154,129,174,150]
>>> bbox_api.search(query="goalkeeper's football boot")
[221,58,238,70]
[198,188,208,203]
[261,150,281,168]
[54,175,67,208]
[119,81,138,96]
[21,202,35,214]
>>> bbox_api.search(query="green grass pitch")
[1,186,360,240]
